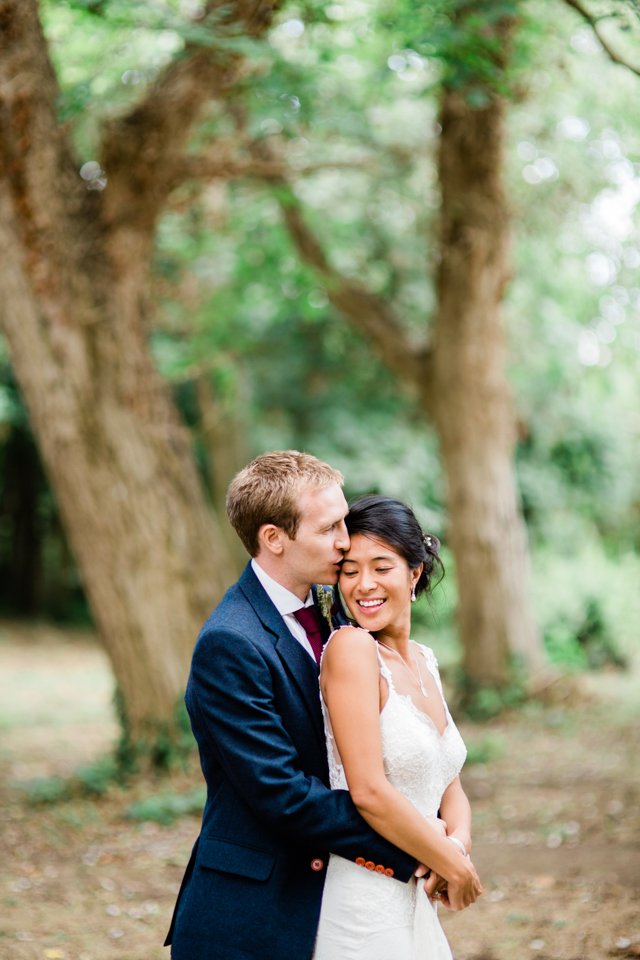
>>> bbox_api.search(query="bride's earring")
[410,585,416,603]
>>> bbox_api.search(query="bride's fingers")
[445,871,483,911]
[468,861,483,897]
[437,890,453,910]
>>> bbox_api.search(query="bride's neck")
[374,625,411,656]
[374,601,411,648]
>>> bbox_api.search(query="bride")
[314,494,482,960]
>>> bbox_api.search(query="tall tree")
[275,0,546,689]
[0,0,276,760]
[430,7,541,685]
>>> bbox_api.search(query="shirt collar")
[251,559,313,617]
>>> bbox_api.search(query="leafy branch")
[267,172,430,390]
[561,0,640,77]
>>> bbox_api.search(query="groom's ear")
[257,523,286,557]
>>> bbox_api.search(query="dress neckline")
[382,690,452,739]
[377,641,450,738]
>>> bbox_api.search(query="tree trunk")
[0,0,275,760]
[429,84,545,687]
[0,189,233,758]
[196,372,250,573]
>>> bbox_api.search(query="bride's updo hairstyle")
[345,495,443,599]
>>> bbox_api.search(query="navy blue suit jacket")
[165,563,415,959]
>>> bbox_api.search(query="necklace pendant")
[377,640,429,699]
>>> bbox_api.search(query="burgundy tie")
[293,605,325,664]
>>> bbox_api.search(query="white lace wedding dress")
[313,632,467,960]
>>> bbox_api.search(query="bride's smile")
[339,533,420,637]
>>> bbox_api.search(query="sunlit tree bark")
[0,0,274,759]
[431,82,542,686]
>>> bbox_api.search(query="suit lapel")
[238,565,325,746]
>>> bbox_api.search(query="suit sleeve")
[188,625,416,882]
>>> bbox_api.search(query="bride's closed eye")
[341,566,393,577]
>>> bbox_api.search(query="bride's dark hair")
[345,495,443,599]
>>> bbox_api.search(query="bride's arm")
[440,777,472,856]
[321,628,482,910]
[423,778,473,904]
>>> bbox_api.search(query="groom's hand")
[423,871,447,898]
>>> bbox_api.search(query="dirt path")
[0,623,638,960]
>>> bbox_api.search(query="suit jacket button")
[365,861,375,871]
[375,864,385,873]
[355,857,366,867]
[311,858,324,871]
[384,867,394,877]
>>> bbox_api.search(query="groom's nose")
[335,521,349,552]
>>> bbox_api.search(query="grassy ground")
[0,621,638,960]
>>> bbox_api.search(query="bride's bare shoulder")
[323,625,375,665]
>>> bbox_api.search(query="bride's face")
[339,533,419,633]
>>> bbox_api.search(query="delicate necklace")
[377,641,429,699]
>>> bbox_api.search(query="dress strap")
[413,642,444,697]
[373,640,395,689]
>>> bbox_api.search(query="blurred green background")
[1,0,638,691]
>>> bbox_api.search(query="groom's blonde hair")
[227,450,344,557]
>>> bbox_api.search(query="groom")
[165,450,416,959]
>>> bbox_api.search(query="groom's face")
[281,482,350,593]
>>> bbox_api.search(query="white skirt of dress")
[313,855,453,960]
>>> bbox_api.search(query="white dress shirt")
[251,559,317,660]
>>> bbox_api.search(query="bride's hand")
[442,857,483,911]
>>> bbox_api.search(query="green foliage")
[505,2,640,564]
[532,544,638,671]
[464,734,505,765]
[541,595,626,672]
[125,787,206,825]
[15,755,121,805]
[375,0,543,99]
[43,0,269,153]
[75,755,122,794]
[457,675,528,721]
[17,775,69,805]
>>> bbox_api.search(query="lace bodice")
[320,630,467,820]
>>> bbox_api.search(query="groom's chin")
[322,570,340,586]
